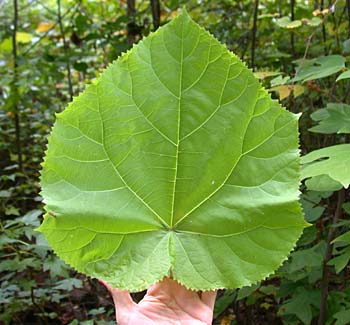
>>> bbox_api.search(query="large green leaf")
[301,144,350,189]
[38,10,306,291]
[292,55,345,82]
[310,103,350,134]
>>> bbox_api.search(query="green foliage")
[292,55,345,82]
[0,210,114,323]
[276,17,302,29]
[310,103,350,134]
[305,175,343,192]
[1,0,350,323]
[301,144,350,188]
[333,309,350,325]
[275,17,322,29]
[38,10,307,292]
[329,232,350,273]
[279,287,320,324]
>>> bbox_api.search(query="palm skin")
[101,277,217,324]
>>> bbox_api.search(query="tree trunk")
[150,0,161,30]
[127,0,136,45]
[251,0,259,70]
[290,0,295,58]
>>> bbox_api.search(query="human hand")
[101,277,217,324]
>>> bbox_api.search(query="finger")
[99,280,135,312]
[201,290,217,310]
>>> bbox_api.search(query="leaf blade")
[39,11,306,291]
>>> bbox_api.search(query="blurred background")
[1,0,350,324]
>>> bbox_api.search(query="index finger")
[99,280,136,321]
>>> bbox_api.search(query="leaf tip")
[181,5,189,15]
[294,112,302,120]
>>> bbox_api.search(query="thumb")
[201,290,217,310]
[99,280,136,323]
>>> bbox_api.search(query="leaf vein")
[95,86,169,228]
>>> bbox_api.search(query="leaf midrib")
[170,18,185,229]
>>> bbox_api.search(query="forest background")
[1,0,350,324]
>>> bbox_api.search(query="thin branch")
[320,0,328,54]
[57,0,73,101]
[318,188,346,325]
[12,0,23,173]
[290,0,296,58]
[330,3,341,50]
[251,0,259,70]
[347,0,350,38]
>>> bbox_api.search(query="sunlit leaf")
[292,55,345,82]
[303,17,322,27]
[276,17,302,29]
[270,75,290,87]
[36,22,55,33]
[336,70,350,82]
[16,32,32,43]
[293,85,304,98]
[305,175,343,192]
[0,38,12,53]
[254,71,281,80]
[269,85,292,100]
[301,144,350,188]
[332,232,350,245]
[258,13,279,19]
[38,10,306,291]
